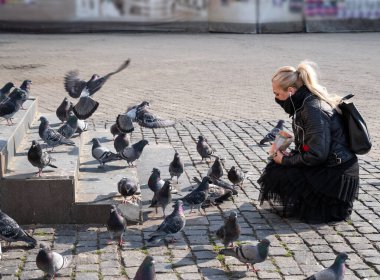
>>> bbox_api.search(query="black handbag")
[338,94,372,155]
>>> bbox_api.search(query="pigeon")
[0,209,36,249]
[119,139,149,167]
[117,177,140,204]
[107,205,127,246]
[197,135,214,162]
[56,97,73,123]
[259,119,284,145]
[90,138,120,167]
[148,168,165,193]
[64,59,131,98]
[182,176,212,215]
[192,177,233,207]
[210,177,238,195]
[9,80,32,110]
[36,243,71,279]
[150,180,172,217]
[127,101,150,122]
[0,88,26,125]
[76,118,88,134]
[27,140,58,177]
[219,239,270,272]
[0,82,14,103]
[169,152,184,183]
[110,123,121,140]
[57,112,78,139]
[137,111,175,129]
[216,212,241,248]
[147,200,186,244]
[207,156,223,180]
[72,88,99,120]
[227,166,246,187]
[305,252,348,280]
[114,133,130,153]
[38,116,75,150]
[116,114,134,134]
[134,255,156,280]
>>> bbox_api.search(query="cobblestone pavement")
[1,33,380,279]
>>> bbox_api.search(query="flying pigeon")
[0,82,14,103]
[197,135,214,162]
[9,80,32,110]
[227,166,246,187]
[169,152,184,183]
[110,123,121,140]
[119,139,149,167]
[56,97,73,123]
[90,138,120,168]
[27,140,57,177]
[71,88,99,120]
[216,212,241,248]
[182,176,212,215]
[150,180,172,217]
[305,252,348,280]
[36,243,71,279]
[207,156,223,180]
[147,200,186,244]
[126,101,150,122]
[64,59,131,98]
[0,88,26,126]
[57,112,78,139]
[107,205,127,246]
[259,120,284,145]
[116,114,134,134]
[219,239,270,272]
[133,255,156,280]
[148,168,165,193]
[38,116,75,150]
[117,177,141,204]
[137,111,175,129]
[114,133,130,153]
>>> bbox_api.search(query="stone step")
[0,97,38,177]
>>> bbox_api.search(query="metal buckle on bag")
[334,153,342,164]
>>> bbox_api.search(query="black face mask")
[275,97,295,115]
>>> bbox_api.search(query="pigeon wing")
[64,71,87,98]
[116,114,134,133]
[73,96,99,120]
[0,100,16,117]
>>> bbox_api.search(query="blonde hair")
[272,60,342,108]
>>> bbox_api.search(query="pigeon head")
[230,166,236,171]
[90,138,101,148]
[31,140,39,148]
[202,176,213,184]
[162,180,172,192]
[1,82,14,92]
[134,139,149,152]
[21,79,32,91]
[198,135,205,142]
[173,200,185,215]
[110,205,117,213]
[334,252,348,265]
[91,74,100,80]
[228,211,238,221]
[39,242,50,250]
[152,168,160,175]
[39,116,49,124]
[140,101,150,107]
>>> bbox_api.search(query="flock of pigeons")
[0,60,348,279]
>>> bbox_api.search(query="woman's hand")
[272,150,284,164]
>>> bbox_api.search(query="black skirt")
[258,157,359,223]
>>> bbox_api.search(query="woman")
[258,60,359,223]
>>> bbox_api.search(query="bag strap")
[341,94,355,102]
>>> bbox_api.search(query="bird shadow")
[79,165,126,173]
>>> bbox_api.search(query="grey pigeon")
[0,82,14,103]
[197,135,214,162]
[216,212,241,248]
[207,156,223,180]
[114,133,130,153]
[0,209,36,249]
[137,111,175,129]
[27,140,57,177]
[57,112,78,139]
[192,177,233,206]
[219,239,270,272]
[147,200,186,244]
[227,166,246,187]
[134,255,156,280]
[119,139,149,167]
[211,177,238,195]
[117,177,141,204]
[182,176,212,215]
[110,123,121,140]
[107,205,127,246]
[259,119,284,145]
[90,138,120,167]
[9,80,31,110]
[72,88,99,120]
[127,101,150,122]
[38,116,75,150]
[56,97,72,123]
[169,152,184,183]
[64,59,131,98]
[305,252,348,280]
[0,88,26,125]
[36,243,71,279]
[150,180,172,217]
[116,114,134,134]
[148,168,165,193]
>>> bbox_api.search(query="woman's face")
[272,81,290,101]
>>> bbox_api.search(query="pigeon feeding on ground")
[150,180,172,217]
[110,123,121,140]
[126,101,150,122]
[116,114,134,134]
[137,111,176,129]
[197,135,214,162]
[36,243,71,279]
[90,138,120,168]
[219,239,270,272]
[119,139,149,167]
[228,166,246,187]
[133,255,156,280]
[148,168,165,193]
[57,112,79,139]
[27,140,57,177]
[0,82,14,103]
[182,176,212,215]
[56,97,73,123]
[216,212,241,248]
[114,133,130,153]
[192,177,233,208]
[0,88,26,126]
[9,80,32,110]
[211,177,238,195]
[38,116,75,150]
[207,156,223,180]
[259,120,284,145]
[147,200,186,245]
[107,205,127,246]
[169,152,184,184]
[305,252,348,280]
[117,177,140,204]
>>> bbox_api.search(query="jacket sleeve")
[282,103,331,167]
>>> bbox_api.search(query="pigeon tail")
[105,59,131,78]
[73,97,99,120]
[147,235,161,244]
[48,163,58,169]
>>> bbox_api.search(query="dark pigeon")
[169,152,184,183]
[0,82,14,103]
[259,120,284,145]
[27,140,57,177]
[57,112,78,139]
[216,212,241,248]
[116,114,134,134]
[182,176,212,215]
[110,123,121,140]
[56,97,73,123]
[133,255,156,280]
[227,166,246,187]
[305,252,348,280]
[36,243,71,278]
[38,116,75,150]
[150,180,172,217]
[117,177,140,204]
[147,200,186,244]
[148,168,165,193]
[119,139,149,167]
[72,88,99,120]
[114,133,130,154]
[0,88,26,126]
[207,156,223,180]
[106,205,127,246]
[197,135,214,162]
[9,80,31,110]
[90,138,120,167]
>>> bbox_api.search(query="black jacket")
[282,87,355,167]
